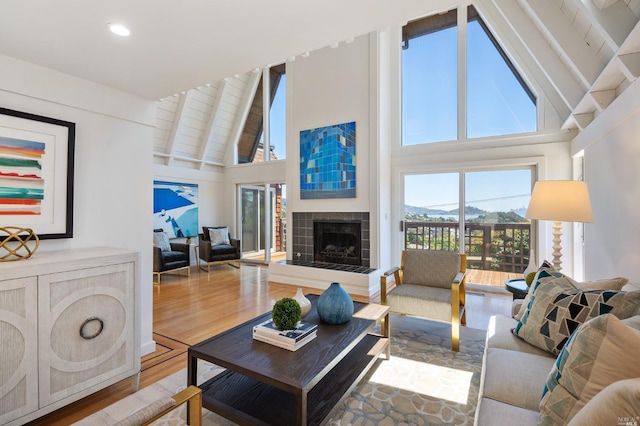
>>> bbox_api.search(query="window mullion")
[457,6,467,141]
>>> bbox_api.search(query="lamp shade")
[526,180,593,223]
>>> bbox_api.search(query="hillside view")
[404,205,529,223]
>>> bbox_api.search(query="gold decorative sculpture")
[0,226,40,261]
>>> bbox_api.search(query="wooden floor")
[466,268,522,287]
[27,262,512,425]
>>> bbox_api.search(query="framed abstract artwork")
[153,181,199,238]
[300,121,356,199]
[0,108,75,239]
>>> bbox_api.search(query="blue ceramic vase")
[317,282,354,324]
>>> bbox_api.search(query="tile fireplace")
[292,212,370,268]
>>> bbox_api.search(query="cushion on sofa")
[153,231,171,252]
[514,268,627,321]
[475,397,539,426]
[208,227,230,245]
[482,348,556,412]
[386,284,452,322]
[566,378,640,426]
[539,314,640,425]
[513,277,640,355]
[486,315,552,357]
[514,265,559,321]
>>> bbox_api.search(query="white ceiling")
[0,0,459,100]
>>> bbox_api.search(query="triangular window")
[237,63,286,163]
[401,6,536,146]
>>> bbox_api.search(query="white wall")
[574,79,640,284]
[286,35,373,215]
[0,54,157,356]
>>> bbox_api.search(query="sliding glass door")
[239,183,286,263]
[403,168,533,288]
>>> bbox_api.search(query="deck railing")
[404,221,531,273]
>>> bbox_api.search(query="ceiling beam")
[165,90,193,166]
[572,112,594,130]
[519,0,603,87]
[198,80,228,170]
[579,0,638,50]
[489,0,585,113]
[226,71,262,164]
[617,52,640,81]
[589,89,615,111]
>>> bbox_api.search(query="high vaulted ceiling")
[3,1,640,170]
[0,0,459,100]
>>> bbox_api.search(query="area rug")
[77,314,486,426]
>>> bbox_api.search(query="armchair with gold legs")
[380,250,467,351]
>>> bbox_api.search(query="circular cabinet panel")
[38,262,135,406]
[50,294,126,363]
[0,277,38,425]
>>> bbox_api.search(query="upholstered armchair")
[198,226,241,272]
[153,229,190,284]
[380,250,467,351]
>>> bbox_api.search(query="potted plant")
[271,298,302,330]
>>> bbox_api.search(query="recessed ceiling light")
[108,23,130,37]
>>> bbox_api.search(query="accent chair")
[152,229,190,284]
[380,250,467,351]
[198,226,241,272]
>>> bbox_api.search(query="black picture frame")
[0,107,75,239]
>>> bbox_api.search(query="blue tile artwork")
[299,121,356,199]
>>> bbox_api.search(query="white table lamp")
[525,180,593,271]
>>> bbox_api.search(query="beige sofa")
[475,281,640,425]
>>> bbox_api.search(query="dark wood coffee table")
[187,294,390,426]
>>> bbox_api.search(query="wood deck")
[465,269,522,288]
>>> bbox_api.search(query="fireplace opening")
[314,220,362,266]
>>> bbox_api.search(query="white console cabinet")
[0,248,140,425]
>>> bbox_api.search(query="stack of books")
[252,319,318,351]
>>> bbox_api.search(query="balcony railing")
[405,221,531,273]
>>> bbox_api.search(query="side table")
[189,243,198,266]
[504,278,528,300]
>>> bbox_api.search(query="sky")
[269,74,287,160]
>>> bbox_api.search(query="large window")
[402,11,458,145]
[237,64,286,163]
[269,74,286,160]
[403,168,533,286]
[401,6,536,146]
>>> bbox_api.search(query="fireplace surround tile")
[292,212,370,267]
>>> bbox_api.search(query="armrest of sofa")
[380,266,400,305]
[199,238,212,260]
[153,247,163,271]
[512,299,525,318]
[230,238,241,255]
[114,385,202,426]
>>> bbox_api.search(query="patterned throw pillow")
[514,266,627,321]
[208,227,230,246]
[514,266,562,321]
[152,231,171,252]
[539,314,640,425]
[566,378,640,426]
[513,277,640,355]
